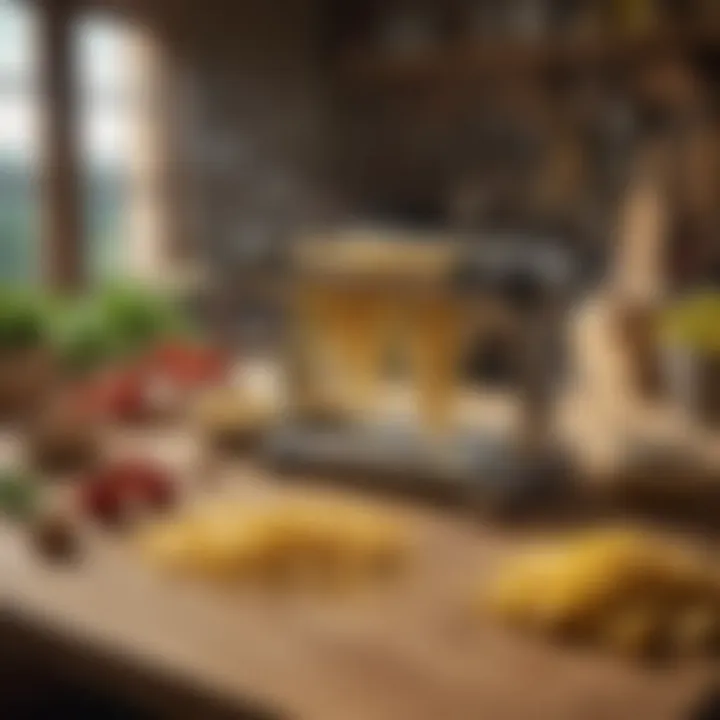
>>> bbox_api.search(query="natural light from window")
[0,0,140,282]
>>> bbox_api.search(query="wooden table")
[3,428,717,720]
[2,296,719,720]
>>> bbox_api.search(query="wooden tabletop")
[3,426,718,720]
[2,296,719,720]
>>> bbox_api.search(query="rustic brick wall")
[138,0,333,344]
[166,0,331,273]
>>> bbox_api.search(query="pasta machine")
[265,230,577,513]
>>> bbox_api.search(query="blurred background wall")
[1,0,719,298]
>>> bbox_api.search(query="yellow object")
[290,236,469,434]
[485,546,566,628]
[324,287,391,420]
[409,294,466,434]
[484,528,720,659]
[661,292,720,355]
[293,284,351,418]
[294,235,454,281]
[194,387,273,442]
[138,499,410,592]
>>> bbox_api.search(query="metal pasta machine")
[265,229,577,513]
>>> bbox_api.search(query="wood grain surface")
[2,296,718,720]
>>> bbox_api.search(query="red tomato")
[149,341,228,388]
[110,459,170,493]
[118,460,176,510]
[111,374,148,421]
[75,367,150,422]
[80,459,176,524]
[80,475,124,525]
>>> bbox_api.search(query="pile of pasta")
[294,283,466,433]
[484,529,720,659]
[294,285,391,421]
[137,499,410,591]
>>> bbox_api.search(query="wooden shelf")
[337,29,720,87]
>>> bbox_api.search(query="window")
[0,0,40,282]
[75,12,138,282]
[0,1,151,284]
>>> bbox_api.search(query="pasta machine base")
[263,422,571,513]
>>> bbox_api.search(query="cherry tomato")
[74,367,151,422]
[148,341,228,387]
[80,475,125,525]
[79,459,176,525]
